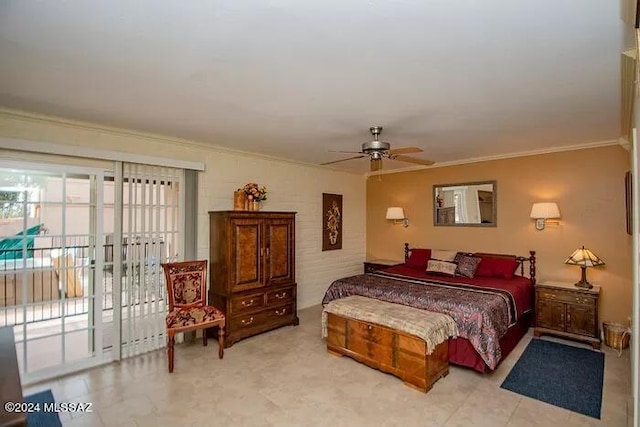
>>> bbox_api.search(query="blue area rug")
[500,338,604,419]
[24,390,62,427]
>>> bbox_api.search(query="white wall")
[0,109,366,309]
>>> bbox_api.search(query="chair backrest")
[162,260,208,310]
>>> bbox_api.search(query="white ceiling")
[0,1,624,173]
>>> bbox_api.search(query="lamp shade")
[386,207,405,220]
[530,202,561,219]
[564,246,605,267]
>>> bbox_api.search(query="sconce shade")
[564,246,605,267]
[530,202,561,219]
[386,207,406,220]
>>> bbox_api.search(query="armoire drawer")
[265,286,295,306]
[230,292,266,314]
[230,303,294,331]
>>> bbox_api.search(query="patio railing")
[0,236,166,327]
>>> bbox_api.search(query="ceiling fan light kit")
[321,126,434,171]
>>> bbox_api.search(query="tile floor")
[23,305,631,427]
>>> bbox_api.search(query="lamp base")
[574,266,593,289]
[574,280,593,289]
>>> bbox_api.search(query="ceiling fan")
[321,126,435,172]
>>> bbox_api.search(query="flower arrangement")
[242,182,268,202]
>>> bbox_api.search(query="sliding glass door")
[0,159,185,382]
[0,162,110,382]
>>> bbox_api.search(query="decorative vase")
[233,191,246,211]
[250,201,261,211]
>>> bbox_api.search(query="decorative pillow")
[405,249,431,269]
[454,253,482,278]
[426,259,457,276]
[475,257,520,280]
[430,249,457,262]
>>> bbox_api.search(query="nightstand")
[534,281,601,349]
[363,259,403,274]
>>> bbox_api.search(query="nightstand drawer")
[537,288,595,306]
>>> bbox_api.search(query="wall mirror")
[433,181,497,227]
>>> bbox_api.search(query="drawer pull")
[548,294,556,299]
[567,312,571,323]
[241,299,255,307]
[368,325,373,330]
[241,317,254,325]
[274,292,287,299]
[275,308,287,316]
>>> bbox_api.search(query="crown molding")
[0,108,362,175]
[0,109,620,178]
[365,139,621,177]
[619,136,632,151]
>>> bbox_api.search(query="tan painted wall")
[0,110,366,309]
[367,145,632,324]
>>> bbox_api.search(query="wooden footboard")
[326,312,449,392]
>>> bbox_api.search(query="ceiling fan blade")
[370,159,382,172]
[393,155,435,166]
[320,155,367,165]
[388,147,423,155]
[328,150,364,154]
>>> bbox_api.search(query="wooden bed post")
[404,243,410,261]
[529,250,536,285]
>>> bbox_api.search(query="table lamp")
[564,246,605,289]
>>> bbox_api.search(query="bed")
[322,244,536,372]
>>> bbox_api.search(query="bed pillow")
[454,253,482,278]
[426,259,457,276]
[475,256,520,280]
[430,249,457,262]
[405,249,431,269]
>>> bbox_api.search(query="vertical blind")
[117,163,184,358]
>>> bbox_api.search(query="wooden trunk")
[326,312,449,392]
[209,211,298,347]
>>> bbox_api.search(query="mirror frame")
[432,180,497,227]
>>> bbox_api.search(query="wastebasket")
[602,321,630,351]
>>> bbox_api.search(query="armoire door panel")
[266,220,294,285]
[232,220,263,291]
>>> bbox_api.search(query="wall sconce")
[386,207,409,227]
[530,202,561,230]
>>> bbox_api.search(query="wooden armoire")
[208,211,298,347]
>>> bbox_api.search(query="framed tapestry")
[322,193,343,251]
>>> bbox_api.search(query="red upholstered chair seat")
[166,306,225,329]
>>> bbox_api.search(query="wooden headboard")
[403,242,536,284]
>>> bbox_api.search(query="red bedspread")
[322,266,533,370]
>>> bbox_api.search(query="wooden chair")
[162,260,225,373]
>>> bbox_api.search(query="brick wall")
[198,150,366,309]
